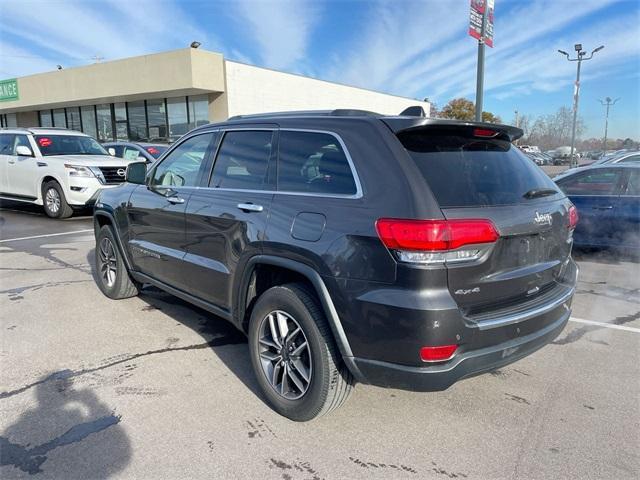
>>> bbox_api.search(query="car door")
[0,134,14,194]
[557,168,624,246]
[126,131,217,290]
[611,168,640,248]
[182,128,276,310]
[6,134,39,200]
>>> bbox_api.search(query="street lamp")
[599,96,620,151]
[558,44,604,168]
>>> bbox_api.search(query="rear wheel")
[42,181,74,219]
[94,225,139,299]
[248,283,353,421]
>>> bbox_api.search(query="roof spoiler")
[382,117,524,142]
[399,106,426,117]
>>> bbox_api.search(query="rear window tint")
[277,131,357,195]
[397,128,558,207]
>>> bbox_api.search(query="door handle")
[592,205,613,210]
[237,203,264,212]
[167,196,185,204]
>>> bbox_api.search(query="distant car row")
[0,128,168,218]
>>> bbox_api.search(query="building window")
[146,99,167,142]
[52,108,66,128]
[1,113,17,128]
[167,96,188,142]
[114,102,128,140]
[66,107,82,131]
[96,104,113,142]
[127,101,147,141]
[188,94,209,129]
[39,110,53,127]
[81,106,97,139]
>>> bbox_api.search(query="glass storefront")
[37,95,210,143]
[0,113,18,127]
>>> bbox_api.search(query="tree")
[523,106,585,150]
[439,98,501,123]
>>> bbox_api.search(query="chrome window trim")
[206,127,363,199]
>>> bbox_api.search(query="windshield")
[35,135,108,156]
[397,127,560,207]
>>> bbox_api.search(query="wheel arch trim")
[93,210,134,271]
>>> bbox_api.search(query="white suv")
[0,128,136,218]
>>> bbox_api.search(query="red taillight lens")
[473,128,497,137]
[420,344,458,362]
[376,218,499,252]
[568,205,578,229]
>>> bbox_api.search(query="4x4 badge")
[534,211,552,226]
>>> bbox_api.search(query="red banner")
[469,0,494,48]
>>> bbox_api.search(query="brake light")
[376,219,498,251]
[420,344,458,362]
[473,128,497,137]
[568,205,578,229]
[38,137,52,147]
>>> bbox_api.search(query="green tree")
[439,98,501,123]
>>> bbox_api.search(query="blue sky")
[1,0,638,139]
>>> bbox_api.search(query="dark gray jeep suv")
[92,110,578,421]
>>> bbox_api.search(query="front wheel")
[94,225,139,299]
[42,180,74,219]
[248,283,353,421]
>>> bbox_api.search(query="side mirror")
[126,161,147,185]
[16,145,33,157]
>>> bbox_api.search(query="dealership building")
[0,48,429,143]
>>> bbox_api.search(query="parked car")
[555,164,639,251]
[92,110,578,420]
[552,146,573,165]
[103,141,169,164]
[527,152,552,166]
[0,127,138,218]
[590,150,640,166]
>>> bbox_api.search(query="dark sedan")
[555,164,639,251]
[103,141,168,163]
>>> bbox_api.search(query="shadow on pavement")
[0,373,131,478]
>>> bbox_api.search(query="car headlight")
[64,164,95,178]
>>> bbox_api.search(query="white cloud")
[231,0,321,70]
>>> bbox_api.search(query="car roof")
[0,127,86,136]
[554,163,639,181]
[192,109,524,141]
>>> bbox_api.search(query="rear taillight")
[568,205,578,230]
[376,218,499,264]
[420,344,458,362]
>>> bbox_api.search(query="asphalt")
[0,204,638,480]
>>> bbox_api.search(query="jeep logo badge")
[534,211,552,226]
[117,168,126,177]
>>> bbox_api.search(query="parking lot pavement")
[1,206,639,480]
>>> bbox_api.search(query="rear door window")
[397,127,558,207]
[209,130,274,190]
[277,130,357,195]
[558,169,622,196]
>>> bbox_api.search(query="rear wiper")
[523,188,559,199]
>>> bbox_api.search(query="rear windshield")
[35,135,108,156]
[397,128,559,207]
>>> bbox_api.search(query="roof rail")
[227,109,381,121]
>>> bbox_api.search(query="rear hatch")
[393,124,575,318]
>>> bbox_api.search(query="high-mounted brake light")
[376,218,499,264]
[473,128,498,138]
[420,344,458,362]
[568,205,579,229]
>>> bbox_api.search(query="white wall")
[224,61,430,118]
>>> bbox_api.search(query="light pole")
[558,44,604,168]
[599,97,619,151]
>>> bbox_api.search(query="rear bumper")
[352,307,569,391]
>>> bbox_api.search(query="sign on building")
[0,79,19,102]
[469,0,495,48]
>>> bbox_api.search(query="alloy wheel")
[98,237,118,288]
[45,187,61,214]
[258,310,312,400]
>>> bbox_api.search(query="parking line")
[0,229,93,244]
[570,317,640,333]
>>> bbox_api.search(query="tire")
[94,225,139,299]
[248,283,353,421]
[42,180,74,219]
